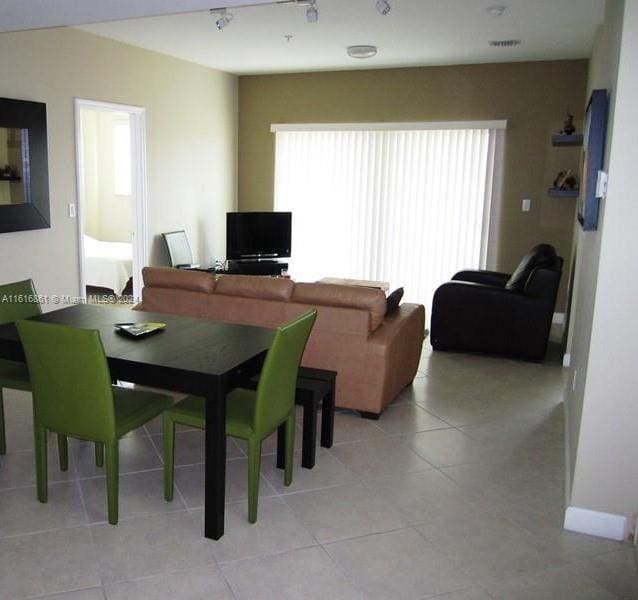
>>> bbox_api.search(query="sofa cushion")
[137,287,211,319]
[142,267,216,294]
[505,244,557,291]
[292,282,386,331]
[215,274,294,301]
[207,294,291,329]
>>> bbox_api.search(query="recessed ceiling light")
[347,45,378,59]
[486,5,507,17]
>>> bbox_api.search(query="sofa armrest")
[365,303,426,413]
[452,270,511,287]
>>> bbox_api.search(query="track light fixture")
[210,0,390,30]
[305,1,319,23]
[376,0,392,15]
[211,8,234,30]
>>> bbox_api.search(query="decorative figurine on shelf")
[1,164,17,178]
[560,113,576,135]
[553,169,578,190]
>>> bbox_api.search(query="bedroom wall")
[0,26,237,304]
[237,60,589,310]
[81,110,134,243]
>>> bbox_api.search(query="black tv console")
[222,260,288,276]
[188,260,288,276]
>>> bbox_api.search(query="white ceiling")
[5,0,605,75]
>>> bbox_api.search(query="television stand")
[224,260,288,276]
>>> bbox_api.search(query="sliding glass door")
[273,122,504,312]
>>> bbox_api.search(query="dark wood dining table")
[0,303,274,540]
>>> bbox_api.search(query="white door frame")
[74,98,148,301]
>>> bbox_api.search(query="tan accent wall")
[0,27,237,304]
[238,60,589,309]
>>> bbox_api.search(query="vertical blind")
[273,124,501,312]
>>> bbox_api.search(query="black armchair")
[430,244,563,361]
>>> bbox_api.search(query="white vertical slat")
[274,126,497,314]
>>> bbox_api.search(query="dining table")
[0,302,274,540]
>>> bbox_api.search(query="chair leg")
[57,434,69,471]
[276,422,285,469]
[0,388,5,455]
[94,442,104,467]
[105,441,119,525]
[247,438,262,524]
[34,423,48,503]
[300,392,318,469]
[284,413,295,487]
[163,413,175,501]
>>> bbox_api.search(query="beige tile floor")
[1,344,637,599]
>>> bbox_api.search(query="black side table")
[276,367,336,469]
[245,367,336,469]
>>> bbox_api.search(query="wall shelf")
[551,134,583,147]
[548,187,579,198]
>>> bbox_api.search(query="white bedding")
[84,235,133,294]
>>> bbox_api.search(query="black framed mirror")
[0,97,50,233]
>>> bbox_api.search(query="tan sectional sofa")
[136,267,425,417]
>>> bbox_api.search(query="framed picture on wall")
[578,89,608,231]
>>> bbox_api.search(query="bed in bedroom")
[83,234,133,295]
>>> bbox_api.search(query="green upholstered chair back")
[0,279,41,325]
[16,320,117,442]
[254,309,316,438]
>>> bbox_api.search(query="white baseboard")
[564,506,627,541]
[553,312,565,324]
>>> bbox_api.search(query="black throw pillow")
[385,287,404,315]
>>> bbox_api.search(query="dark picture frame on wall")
[578,89,608,231]
[0,97,50,234]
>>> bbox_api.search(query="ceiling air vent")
[489,39,522,48]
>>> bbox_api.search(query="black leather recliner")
[430,244,563,361]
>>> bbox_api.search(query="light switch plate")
[68,203,76,218]
[595,170,608,198]
[522,198,531,212]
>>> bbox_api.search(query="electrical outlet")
[68,203,76,218]
[522,198,531,212]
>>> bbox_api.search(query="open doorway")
[74,99,148,304]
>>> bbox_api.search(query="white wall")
[0,27,237,303]
[564,0,624,488]
[567,0,638,528]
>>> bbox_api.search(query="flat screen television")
[226,211,292,260]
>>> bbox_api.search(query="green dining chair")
[16,319,173,524]
[0,280,68,466]
[163,308,317,523]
